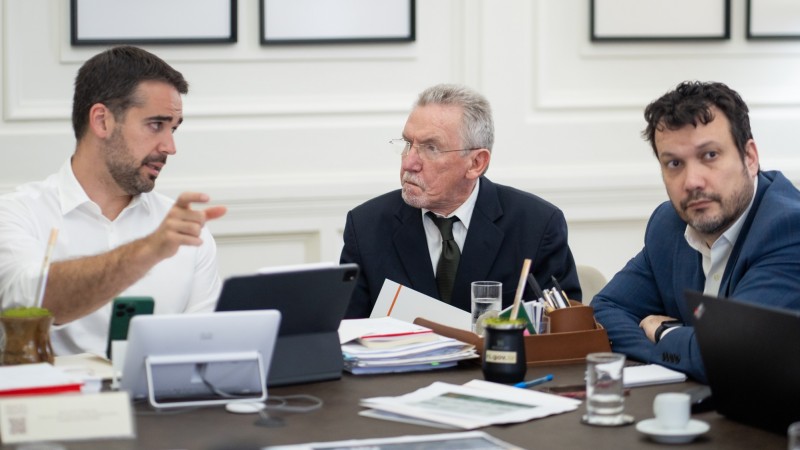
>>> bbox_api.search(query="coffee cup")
[653,392,691,430]
[789,421,800,450]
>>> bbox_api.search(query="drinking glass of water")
[582,352,633,426]
[471,281,502,334]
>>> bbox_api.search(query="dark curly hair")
[642,81,752,161]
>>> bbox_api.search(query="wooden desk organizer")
[413,302,611,366]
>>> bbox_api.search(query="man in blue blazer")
[593,81,800,383]
[340,84,581,318]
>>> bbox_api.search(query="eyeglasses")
[389,139,481,160]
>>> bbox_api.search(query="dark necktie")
[427,212,461,303]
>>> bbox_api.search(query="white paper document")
[0,363,84,396]
[360,379,581,430]
[342,330,478,375]
[371,279,471,330]
[263,430,524,450]
[338,316,433,345]
[54,353,114,380]
[342,337,472,360]
[623,364,687,388]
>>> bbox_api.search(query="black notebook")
[686,290,800,434]
[215,263,359,386]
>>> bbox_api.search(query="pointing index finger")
[175,192,210,209]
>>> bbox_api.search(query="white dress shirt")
[0,160,222,355]
[684,177,758,296]
[422,181,480,276]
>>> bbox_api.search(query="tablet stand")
[144,350,267,409]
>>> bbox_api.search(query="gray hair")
[415,84,494,152]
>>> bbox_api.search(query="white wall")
[2,0,799,285]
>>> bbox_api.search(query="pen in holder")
[548,304,597,333]
[413,300,611,367]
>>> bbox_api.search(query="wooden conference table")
[4,362,787,450]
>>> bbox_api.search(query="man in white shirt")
[0,46,226,355]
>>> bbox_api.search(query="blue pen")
[513,374,553,389]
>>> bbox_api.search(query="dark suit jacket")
[593,171,800,383]
[340,177,581,318]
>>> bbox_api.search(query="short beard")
[104,127,161,195]
[682,172,754,236]
[400,172,426,209]
[401,188,423,209]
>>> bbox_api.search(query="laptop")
[215,263,359,387]
[686,290,800,433]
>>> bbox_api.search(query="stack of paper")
[357,329,438,349]
[340,317,478,374]
[360,379,581,429]
[0,363,83,397]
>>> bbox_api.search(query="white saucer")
[636,418,710,444]
[582,414,635,427]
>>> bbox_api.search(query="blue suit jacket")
[593,171,800,383]
[340,177,581,318]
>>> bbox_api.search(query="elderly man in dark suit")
[340,83,580,318]
[593,81,800,383]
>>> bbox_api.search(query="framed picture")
[71,0,237,46]
[747,0,800,39]
[591,0,730,42]
[260,0,415,45]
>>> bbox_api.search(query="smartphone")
[106,296,154,359]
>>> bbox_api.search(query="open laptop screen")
[687,290,800,433]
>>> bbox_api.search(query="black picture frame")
[260,0,415,45]
[747,0,800,40]
[71,0,237,46]
[590,0,730,42]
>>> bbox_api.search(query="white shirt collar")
[57,159,92,215]
[423,179,480,227]
[57,159,147,218]
[421,179,480,271]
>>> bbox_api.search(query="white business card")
[0,391,135,444]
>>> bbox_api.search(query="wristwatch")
[654,320,683,343]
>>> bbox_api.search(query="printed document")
[360,379,581,429]
[371,279,471,330]
[264,430,524,450]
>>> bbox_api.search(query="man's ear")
[744,139,760,177]
[87,103,115,139]
[466,149,491,179]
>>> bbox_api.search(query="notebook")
[686,290,800,434]
[215,263,359,386]
[623,364,686,388]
